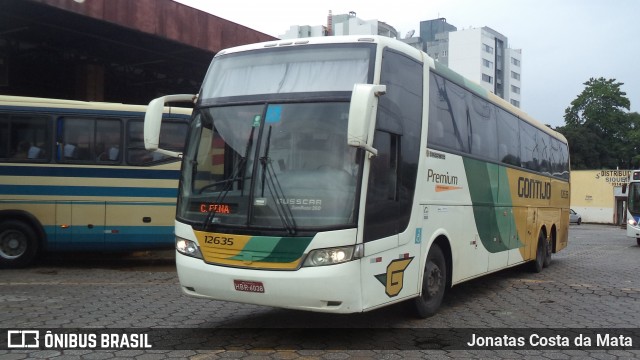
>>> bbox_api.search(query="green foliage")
[558,77,637,169]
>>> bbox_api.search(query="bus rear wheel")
[543,235,552,268]
[412,244,446,318]
[531,231,546,273]
[0,220,38,269]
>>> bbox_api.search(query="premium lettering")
[427,169,458,185]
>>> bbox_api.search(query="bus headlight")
[176,237,203,259]
[303,245,363,267]
[629,218,637,226]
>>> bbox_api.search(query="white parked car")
[569,209,582,225]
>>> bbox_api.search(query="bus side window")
[96,119,122,163]
[364,130,402,241]
[496,109,520,166]
[126,119,187,165]
[58,117,94,162]
[5,114,50,162]
[0,115,8,158]
[14,140,30,159]
[75,134,91,160]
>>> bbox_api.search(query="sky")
[175,0,639,128]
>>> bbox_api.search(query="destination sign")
[197,203,235,214]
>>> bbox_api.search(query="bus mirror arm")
[347,84,386,157]
[153,149,183,159]
[144,94,195,155]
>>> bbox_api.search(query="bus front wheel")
[0,220,39,269]
[412,244,447,318]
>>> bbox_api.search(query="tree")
[626,112,640,168]
[556,123,607,169]
[561,77,633,169]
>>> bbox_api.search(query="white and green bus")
[0,96,190,268]
[144,36,570,317]
[625,170,640,246]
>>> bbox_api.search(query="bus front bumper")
[175,251,364,313]
[627,222,640,239]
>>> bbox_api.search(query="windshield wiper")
[259,125,297,234]
[202,126,255,228]
[197,172,247,194]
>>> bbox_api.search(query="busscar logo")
[375,257,414,297]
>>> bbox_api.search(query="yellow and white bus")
[0,96,190,268]
[144,36,570,317]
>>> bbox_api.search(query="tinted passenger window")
[0,114,51,162]
[469,96,498,161]
[96,120,122,163]
[60,118,93,161]
[519,121,540,171]
[554,139,570,180]
[59,118,121,163]
[496,109,520,166]
[428,73,469,153]
[0,115,7,158]
[427,72,568,180]
[127,120,187,165]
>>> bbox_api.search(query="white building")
[280,25,326,39]
[422,19,522,108]
[448,27,522,107]
[280,11,397,39]
[280,16,522,108]
[505,48,522,108]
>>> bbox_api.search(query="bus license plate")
[233,280,264,293]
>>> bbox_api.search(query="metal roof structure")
[0,0,276,104]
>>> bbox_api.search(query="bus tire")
[0,220,39,269]
[412,244,447,318]
[637,238,640,247]
[543,235,552,268]
[531,231,545,273]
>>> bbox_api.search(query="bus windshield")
[200,45,372,99]
[628,183,640,215]
[178,102,361,232]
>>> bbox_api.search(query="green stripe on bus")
[229,236,313,263]
[463,158,521,253]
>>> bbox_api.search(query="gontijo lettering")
[518,177,551,199]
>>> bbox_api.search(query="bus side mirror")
[144,94,195,158]
[347,84,386,157]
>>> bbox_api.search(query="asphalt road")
[1,223,639,359]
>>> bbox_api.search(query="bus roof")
[213,36,566,144]
[211,35,567,144]
[0,95,192,116]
